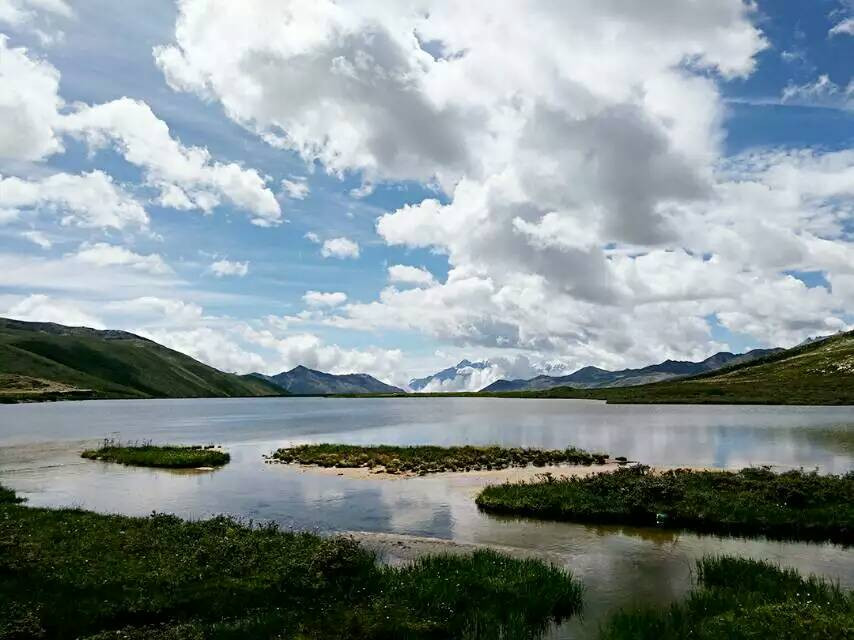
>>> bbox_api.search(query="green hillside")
[503,331,854,405]
[0,318,284,402]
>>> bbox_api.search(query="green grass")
[0,317,285,401]
[599,555,854,639]
[0,493,582,639]
[270,443,610,474]
[476,465,854,543]
[81,442,231,469]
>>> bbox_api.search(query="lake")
[1,396,852,638]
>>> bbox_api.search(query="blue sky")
[0,0,852,390]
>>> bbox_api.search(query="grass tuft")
[270,443,609,475]
[81,439,230,469]
[599,555,854,639]
[476,465,854,543]
[0,503,581,639]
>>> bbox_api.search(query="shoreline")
[268,460,622,481]
[267,460,721,483]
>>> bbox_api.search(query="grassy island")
[476,465,854,543]
[269,443,610,474]
[81,441,230,468]
[0,484,582,639]
[601,555,854,639]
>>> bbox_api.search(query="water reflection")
[0,397,852,639]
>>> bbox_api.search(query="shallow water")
[1,397,852,638]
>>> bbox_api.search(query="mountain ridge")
[501,331,854,405]
[481,348,781,392]
[0,317,285,402]
[409,359,490,391]
[261,365,404,395]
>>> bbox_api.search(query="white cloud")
[21,229,51,248]
[303,290,347,307]
[0,252,178,294]
[281,176,310,199]
[829,17,854,37]
[145,1,854,369]
[72,242,172,275]
[60,98,283,226]
[0,171,149,229]
[320,236,360,259]
[241,323,403,381]
[156,0,763,194]
[5,294,104,328]
[209,259,249,277]
[9,1,853,374]
[781,75,853,111]
[1,40,281,230]
[0,35,63,160]
[141,326,267,373]
[106,296,204,326]
[387,264,436,286]
[0,0,71,26]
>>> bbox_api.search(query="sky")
[0,0,852,391]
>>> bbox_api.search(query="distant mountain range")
[480,348,781,392]
[515,330,854,405]
[409,359,490,391]
[0,317,284,401]
[257,365,404,395]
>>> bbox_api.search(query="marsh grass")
[0,503,582,639]
[270,443,608,474]
[600,556,854,639]
[81,439,230,468]
[476,465,854,543]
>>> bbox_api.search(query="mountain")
[0,317,285,402]
[263,365,404,395]
[502,331,854,405]
[409,360,490,391]
[481,348,781,392]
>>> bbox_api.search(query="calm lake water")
[1,397,853,638]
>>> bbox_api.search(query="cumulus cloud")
[830,17,854,37]
[0,171,149,229]
[281,176,310,199]
[149,1,803,368]
[60,98,282,226]
[71,242,172,275]
[0,36,63,160]
[209,259,249,277]
[387,264,436,286]
[1,39,281,230]
[303,290,347,307]
[320,236,360,259]
[5,293,104,328]
[9,0,851,375]
[240,323,403,381]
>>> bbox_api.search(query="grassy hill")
[503,331,854,405]
[0,318,284,402]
